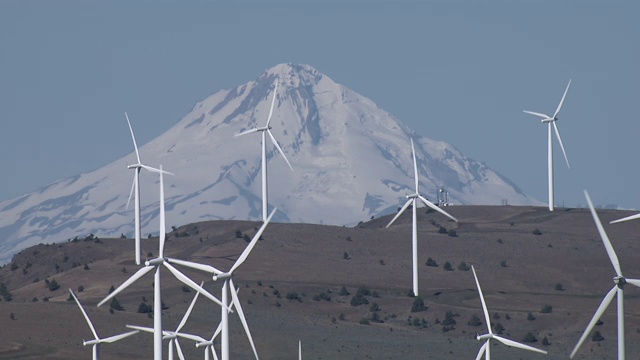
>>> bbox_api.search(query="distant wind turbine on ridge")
[471,266,547,359]
[98,166,228,360]
[235,79,293,222]
[69,289,139,360]
[125,112,173,265]
[523,79,571,211]
[570,190,640,360]
[386,139,458,297]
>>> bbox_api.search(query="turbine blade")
[211,320,223,341]
[126,176,135,210]
[176,281,203,332]
[101,330,139,343]
[418,195,458,222]
[553,79,571,118]
[474,341,488,360]
[212,345,219,360]
[265,81,278,127]
[229,208,276,274]
[386,199,413,228]
[126,325,155,333]
[98,265,154,307]
[610,212,640,224]
[175,339,186,360]
[125,112,142,165]
[553,121,570,168]
[141,164,174,176]
[234,128,258,137]
[299,340,302,360]
[523,110,551,119]
[493,335,547,354]
[411,139,419,193]
[159,167,166,258]
[267,130,293,171]
[174,332,207,343]
[165,258,224,276]
[625,278,640,288]
[471,267,493,335]
[163,262,229,311]
[570,285,618,358]
[69,289,99,339]
[584,190,623,277]
[230,279,259,360]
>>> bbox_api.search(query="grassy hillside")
[1,205,640,359]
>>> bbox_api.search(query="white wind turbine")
[168,208,276,360]
[69,289,139,360]
[523,79,571,211]
[125,112,173,265]
[98,166,229,360]
[386,139,458,297]
[234,80,293,222]
[127,282,207,360]
[570,190,640,360]
[471,266,547,359]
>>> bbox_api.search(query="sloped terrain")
[1,205,639,359]
[0,63,541,265]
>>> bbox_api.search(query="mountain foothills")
[1,206,640,359]
[0,63,540,264]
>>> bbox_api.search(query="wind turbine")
[168,208,276,360]
[234,80,293,222]
[570,190,640,360]
[68,289,139,360]
[125,112,173,265]
[98,166,228,360]
[386,139,458,297]
[523,79,571,211]
[127,282,207,360]
[471,266,547,359]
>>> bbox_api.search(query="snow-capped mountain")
[0,63,541,264]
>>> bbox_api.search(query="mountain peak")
[0,64,542,264]
[259,63,324,89]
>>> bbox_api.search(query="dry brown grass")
[1,205,640,359]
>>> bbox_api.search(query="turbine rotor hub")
[614,276,627,287]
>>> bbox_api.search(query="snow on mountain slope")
[0,63,542,264]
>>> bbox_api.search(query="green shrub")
[411,297,427,312]
[522,332,538,343]
[540,305,553,313]
[425,257,438,267]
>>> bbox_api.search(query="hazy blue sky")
[0,1,638,209]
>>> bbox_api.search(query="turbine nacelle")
[540,117,557,123]
[476,333,491,341]
[145,257,165,266]
[213,273,233,281]
[83,339,99,346]
[196,340,213,348]
[406,193,419,199]
[614,276,627,287]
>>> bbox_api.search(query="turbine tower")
[570,190,640,360]
[471,266,547,359]
[69,289,139,360]
[125,112,172,265]
[386,139,458,297]
[523,79,571,211]
[235,79,293,221]
[98,166,228,360]
[127,282,207,360]
[168,208,276,360]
